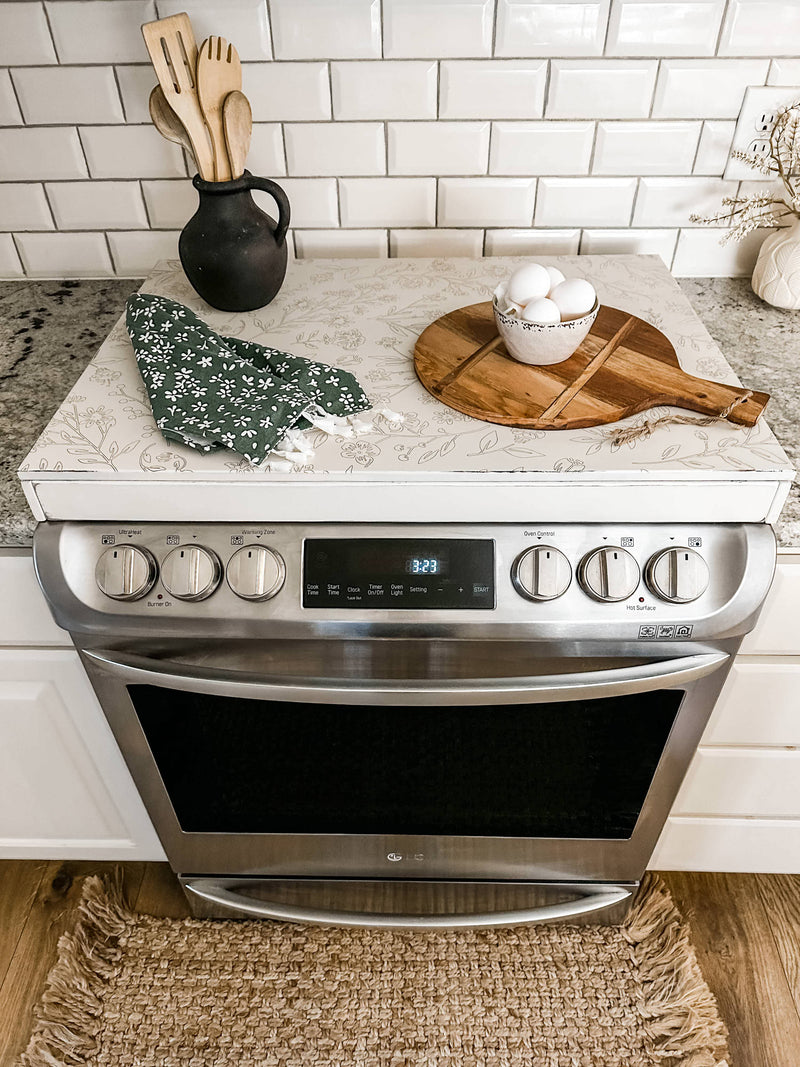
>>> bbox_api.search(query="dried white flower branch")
[690,101,800,242]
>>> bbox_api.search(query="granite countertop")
[1,273,798,547]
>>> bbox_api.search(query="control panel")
[34,521,775,642]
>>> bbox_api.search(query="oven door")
[80,638,730,903]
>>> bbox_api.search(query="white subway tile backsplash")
[115,66,157,124]
[45,1,156,64]
[671,227,765,276]
[285,124,385,177]
[484,228,581,254]
[693,121,735,175]
[247,125,287,177]
[12,67,125,125]
[47,182,149,230]
[16,232,115,277]
[440,61,547,120]
[0,3,57,65]
[580,227,678,264]
[80,126,187,180]
[496,1,610,57]
[390,229,484,256]
[332,62,437,120]
[606,0,725,56]
[653,60,770,119]
[155,0,272,61]
[0,70,22,125]
[547,61,657,119]
[107,231,180,275]
[593,122,700,175]
[719,1,800,57]
[534,177,636,226]
[341,178,436,226]
[0,128,88,181]
[384,0,494,58]
[634,177,738,226]
[0,235,24,278]
[438,178,536,226]
[270,0,381,59]
[389,122,490,175]
[141,180,197,229]
[295,230,387,257]
[256,179,339,228]
[490,122,594,175]
[243,64,331,121]
[0,185,53,231]
[768,59,800,85]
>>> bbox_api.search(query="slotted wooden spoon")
[141,13,214,180]
[223,90,252,179]
[197,36,242,182]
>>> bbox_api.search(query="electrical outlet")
[724,85,800,180]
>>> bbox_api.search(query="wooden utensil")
[149,85,194,160]
[141,13,214,180]
[223,90,252,179]
[196,36,242,182]
[414,302,770,431]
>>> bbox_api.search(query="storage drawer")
[741,551,800,654]
[651,816,800,873]
[672,748,800,818]
[703,657,800,745]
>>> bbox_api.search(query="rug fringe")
[624,873,731,1067]
[16,872,134,1067]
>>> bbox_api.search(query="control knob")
[578,546,639,603]
[226,545,285,601]
[512,546,571,601]
[646,547,709,604]
[160,545,222,601]
[95,544,157,601]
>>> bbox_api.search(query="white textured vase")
[751,218,800,309]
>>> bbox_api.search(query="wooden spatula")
[141,13,214,181]
[197,36,242,182]
[222,90,252,179]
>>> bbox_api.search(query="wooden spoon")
[149,85,194,159]
[141,13,214,180]
[222,90,252,179]
[196,36,242,182]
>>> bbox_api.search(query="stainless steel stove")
[33,518,776,927]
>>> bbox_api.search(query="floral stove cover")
[19,255,793,484]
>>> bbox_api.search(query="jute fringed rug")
[18,873,730,1067]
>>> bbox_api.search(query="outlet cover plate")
[725,85,800,181]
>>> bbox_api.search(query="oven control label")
[639,624,692,639]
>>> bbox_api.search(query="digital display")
[303,538,494,610]
[406,557,445,575]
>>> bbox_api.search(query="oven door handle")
[182,878,632,928]
[81,648,729,704]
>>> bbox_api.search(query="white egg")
[549,278,597,321]
[521,297,561,325]
[545,266,566,294]
[506,263,551,307]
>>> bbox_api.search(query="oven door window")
[130,686,683,840]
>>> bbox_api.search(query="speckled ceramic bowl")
[492,289,599,366]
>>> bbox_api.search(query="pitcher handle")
[245,173,291,247]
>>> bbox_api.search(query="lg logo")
[386,852,425,863]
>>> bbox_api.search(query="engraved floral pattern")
[19,256,792,486]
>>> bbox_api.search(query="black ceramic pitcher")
[179,171,291,312]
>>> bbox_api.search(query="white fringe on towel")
[260,406,406,470]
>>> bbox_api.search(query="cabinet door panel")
[741,553,800,654]
[0,650,164,859]
[703,658,800,745]
[673,748,800,818]
[652,816,800,873]
[0,550,69,646]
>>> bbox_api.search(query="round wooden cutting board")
[413,301,769,431]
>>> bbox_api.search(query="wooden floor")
[0,863,798,1067]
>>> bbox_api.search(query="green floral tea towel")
[126,294,371,464]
